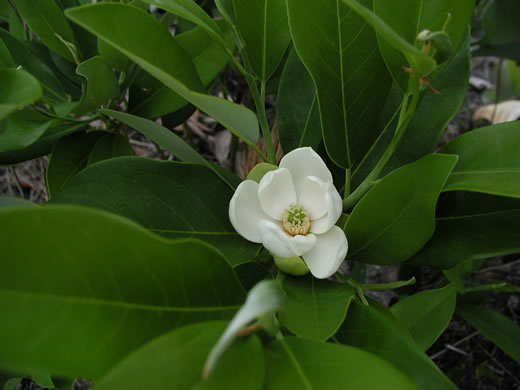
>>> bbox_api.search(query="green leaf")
[87,133,133,165]
[482,0,520,45]
[51,157,260,267]
[287,0,392,168]
[390,284,457,351]
[0,206,245,379]
[2,378,21,390]
[142,0,228,49]
[457,305,520,364]
[352,30,469,188]
[385,30,470,173]
[66,3,259,147]
[96,322,264,390]
[98,37,130,71]
[265,337,418,389]
[0,122,87,165]
[0,197,37,209]
[441,121,520,198]
[7,4,25,40]
[233,0,291,82]
[246,162,278,183]
[215,0,234,24]
[370,0,474,90]
[341,0,436,88]
[0,29,67,102]
[0,39,14,68]
[345,154,458,265]
[409,192,520,269]
[0,69,42,120]
[336,301,457,390]
[276,48,322,153]
[281,275,354,341]
[130,20,233,119]
[177,19,234,86]
[204,280,283,377]
[46,131,104,198]
[0,110,52,152]
[13,0,77,62]
[99,109,233,188]
[75,56,119,113]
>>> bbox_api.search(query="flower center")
[282,203,311,236]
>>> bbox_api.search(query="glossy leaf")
[75,56,119,113]
[0,110,52,152]
[46,131,104,198]
[386,31,470,173]
[342,0,436,87]
[0,123,87,165]
[142,0,227,48]
[130,20,233,119]
[52,157,260,267]
[371,0,474,90]
[0,29,66,102]
[99,109,233,188]
[390,284,457,351]
[13,0,77,61]
[233,0,291,81]
[336,301,457,390]
[409,193,520,269]
[87,133,133,165]
[66,3,259,147]
[97,322,264,390]
[281,275,354,341]
[0,206,245,379]
[204,280,283,376]
[457,305,520,364]
[265,337,418,389]
[287,0,392,168]
[442,121,520,198]
[276,48,321,153]
[0,69,42,120]
[352,32,470,187]
[345,154,458,265]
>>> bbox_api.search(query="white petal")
[259,220,316,258]
[302,226,348,279]
[298,176,328,220]
[229,180,272,243]
[258,168,297,220]
[309,181,343,234]
[279,147,333,196]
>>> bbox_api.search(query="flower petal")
[279,147,333,196]
[258,168,297,220]
[259,220,316,258]
[302,226,348,279]
[309,181,343,234]
[229,180,272,243]
[298,176,328,220]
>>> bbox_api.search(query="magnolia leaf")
[204,280,283,377]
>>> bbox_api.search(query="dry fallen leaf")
[473,100,520,124]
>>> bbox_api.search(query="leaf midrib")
[0,290,241,312]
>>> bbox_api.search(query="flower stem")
[342,77,422,211]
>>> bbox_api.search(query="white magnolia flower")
[229,147,348,279]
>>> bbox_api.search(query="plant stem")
[31,105,100,124]
[343,77,422,211]
[244,73,276,164]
